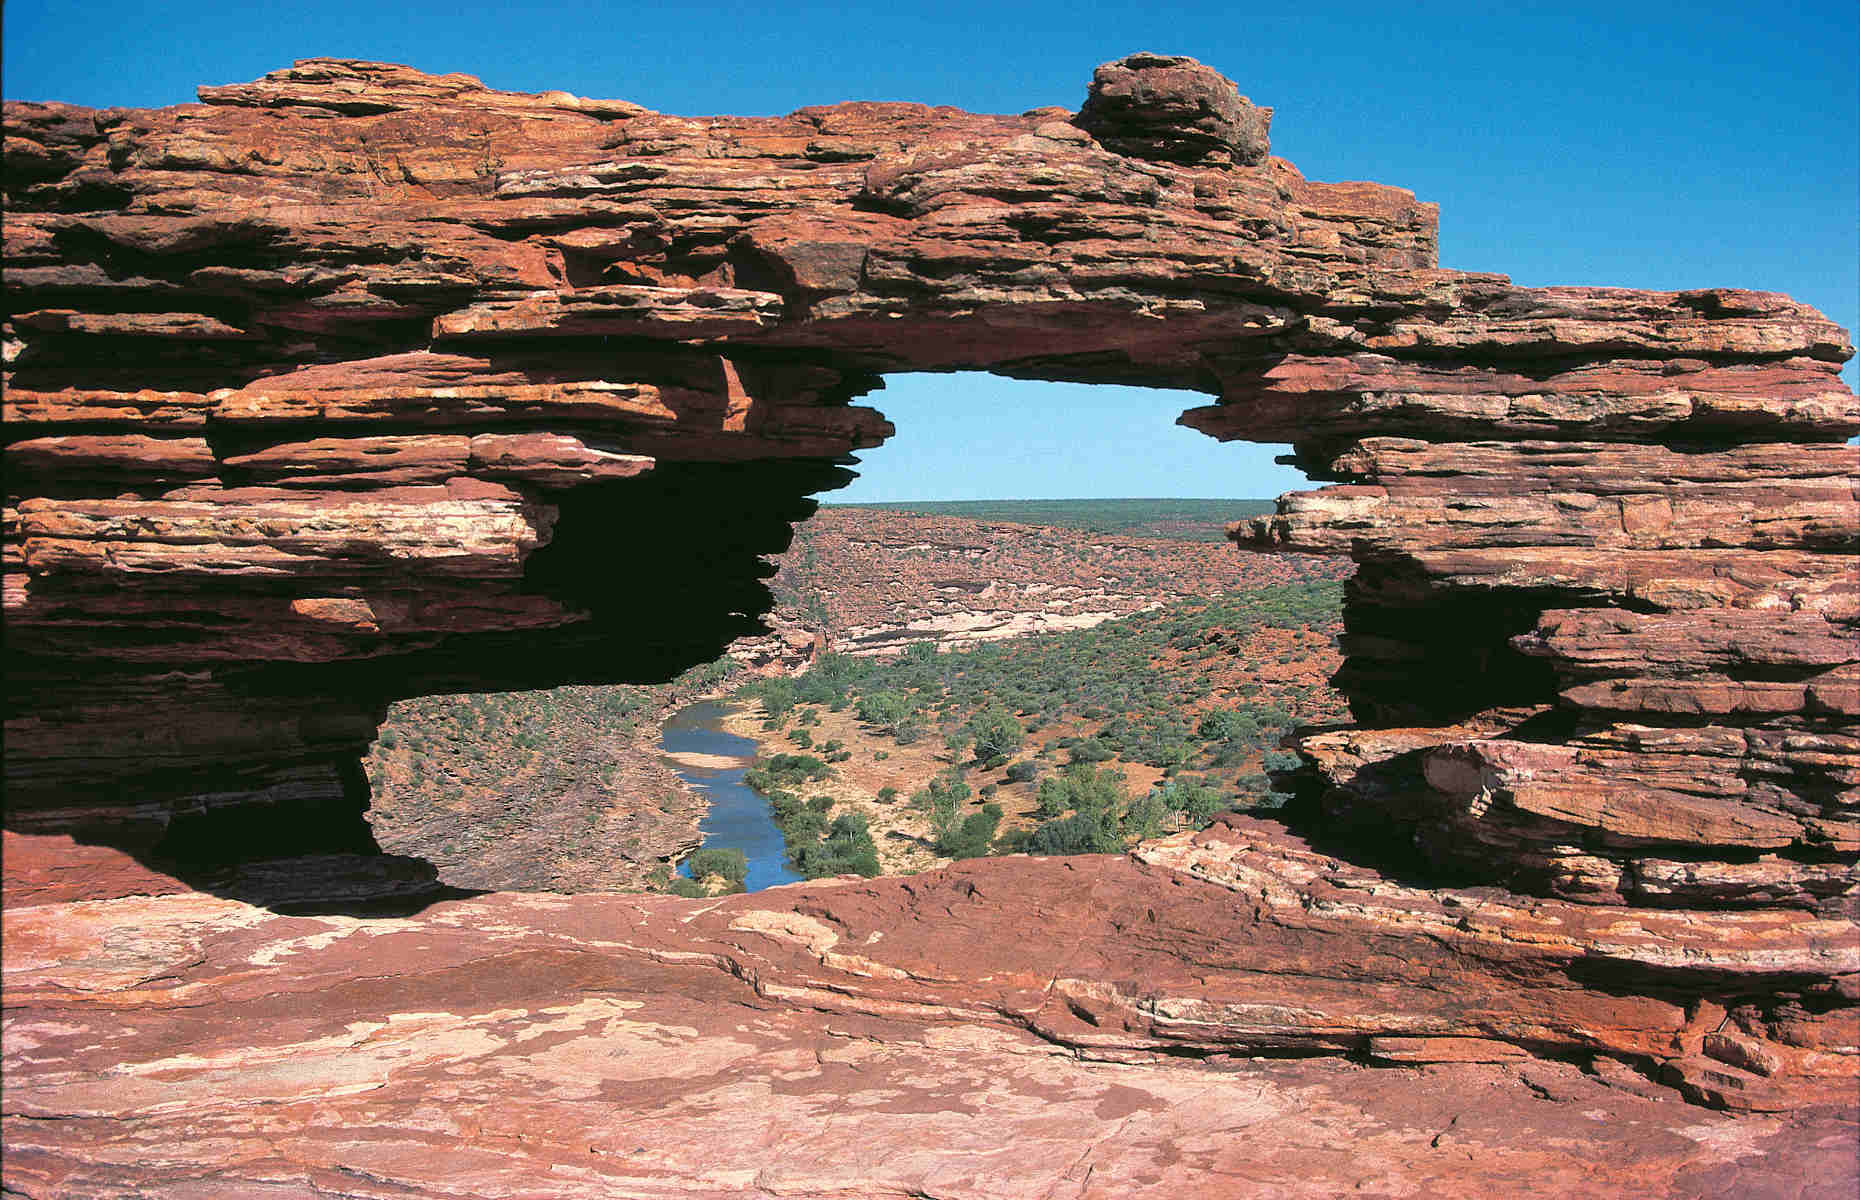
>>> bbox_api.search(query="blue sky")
[7,1,1854,501]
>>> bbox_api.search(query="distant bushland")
[736,579,1344,858]
[824,498,1275,542]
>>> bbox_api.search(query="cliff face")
[3,53,1856,1188]
[750,506,1347,656]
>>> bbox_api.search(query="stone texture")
[4,822,1856,1197]
[3,51,1857,1192]
[1074,52,1274,166]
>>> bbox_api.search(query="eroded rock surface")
[5,822,1856,1198]
[3,52,1856,1193]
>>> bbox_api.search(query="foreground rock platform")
[3,51,1856,1193]
[6,821,1855,1198]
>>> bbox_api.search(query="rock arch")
[4,54,1856,1127]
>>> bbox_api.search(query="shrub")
[789,811,881,879]
[1122,789,1169,841]
[784,808,828,841]
[1005,760,1039,783]
[767,788,802,819]
[1024,764,1132,853]
[910,771,970,812]
[1198,709,1259,743]
[965,703,1025,763]
[747,677,796,724]
[1024,812,1117,855]
[1155,779,1227,827]
[994,827,1032,854]
[1262,749,1304,774]
[937,803,1003,860]
[685,848,748,891]
[856,690,914,734]
[743,753,832,794]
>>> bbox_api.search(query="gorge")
[3,53,1856,1196]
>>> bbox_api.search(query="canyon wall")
[3,53,1856,1191]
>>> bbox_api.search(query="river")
[658,699,802,892]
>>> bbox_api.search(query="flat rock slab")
[5,832,1853,1198]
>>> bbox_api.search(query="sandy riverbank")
[661,749,755,770]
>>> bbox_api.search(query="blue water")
[660,700,802,893]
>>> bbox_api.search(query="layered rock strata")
[3,48,1856,1167]
[4,821,1856,1197]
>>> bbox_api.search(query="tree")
[795,652,860,707]
[792,812,881,878]
[1263,749,1304,774]
[1034,776,1070,818]
[1156,778,1226,827]
[1024,812,1117,855]
[912,771,971,843]
[856,690,913,734]
[965,703,1025,763]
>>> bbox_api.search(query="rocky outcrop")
[3,52,1856,1190]
[4,821,1855,1196]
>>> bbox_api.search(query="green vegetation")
[743,752,830,791]
[673,847,750,896]
[825,498,1276,542]
[736,579,1342,861]
[964,703,1025,764]
[737,754,883,879]
[938,803,1003,859]
[1020,763,1130,853]
[369,505,1340,888]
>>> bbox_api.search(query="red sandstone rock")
[3,823,1856,1197]
[1182,354,1860,448]
[1074,52,1274,166]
